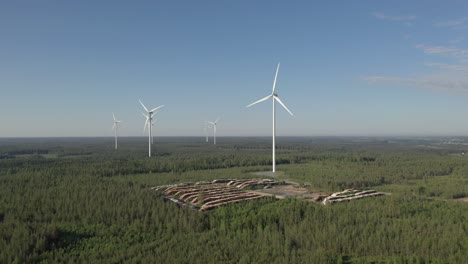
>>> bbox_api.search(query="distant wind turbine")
[207,118,220,145]
[112,113,122,150]
[139,99,164,157]
[246,63,293,173]
[143,112,158,144]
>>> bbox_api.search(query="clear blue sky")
[1,1,468,137]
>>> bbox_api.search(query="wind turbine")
[246,63,293,173]
[143,112,158,144]
[139,99,164,157]
[204,121,209,143]
[112,113,122,150]
[207,118,220,145]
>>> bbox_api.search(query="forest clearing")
[156,177,387,211]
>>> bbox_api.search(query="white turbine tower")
[151,120,157,144]
[246,63,293,173]
[207,118,220,145]
[139,99,164,157]
[112,113,122,150]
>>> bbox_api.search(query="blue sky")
[1,1,468,137]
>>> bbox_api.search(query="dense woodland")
[0,137,467,263]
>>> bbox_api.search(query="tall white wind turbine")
[246,63,293,173]
[207,118,220,145]
[139,99,164,157]
[112,113,122,150]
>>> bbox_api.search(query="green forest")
[0,137,467,263]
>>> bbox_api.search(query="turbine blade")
[246,95,272,107]
[112,112,116,121]
[208,121,215,125]
[272,63,280,94]
[215,117,220,123]
[274,96,294,116]
[143,118,149,133]
[142,112,148,118]
[150,105,164,113]
[112,123,116,130]
[139,99,149,112]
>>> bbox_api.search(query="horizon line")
[1,135,468,139]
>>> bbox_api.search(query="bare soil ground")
[248,172,389,204]
[247,173,328,202]
[454,197,468,202]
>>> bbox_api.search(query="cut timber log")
[200,194,263,211]
[322,189,384,205]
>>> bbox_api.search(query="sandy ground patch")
[247,183,328,202]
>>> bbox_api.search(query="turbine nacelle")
[112,112,122,130]
[139,99,164,115]
[246,63,293,116]
[208,117,220,126]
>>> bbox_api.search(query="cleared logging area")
[156,179,283,211]
[154,179,388,211]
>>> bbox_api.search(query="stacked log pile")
[150,182,192,192]
[322,189,384,205]
[225,178,283,189]
[200,194,264,211]
[154,179,283,211]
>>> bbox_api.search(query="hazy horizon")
[2,134,468,139]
